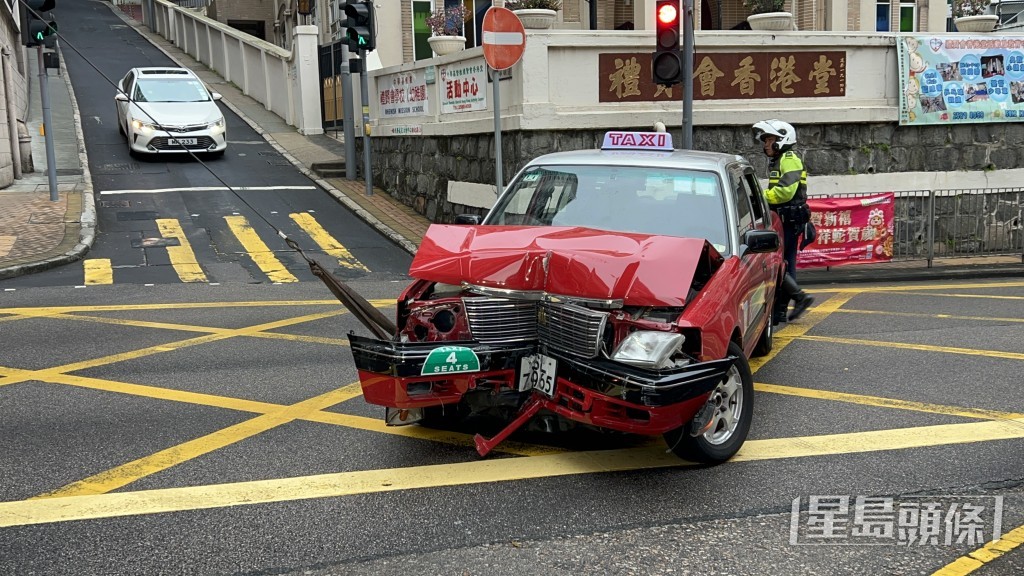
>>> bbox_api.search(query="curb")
[0,51,94,280]
[109,5,421,257]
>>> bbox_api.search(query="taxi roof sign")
[601,131,674,151]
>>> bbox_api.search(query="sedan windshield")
[486,164,730,253]
[133,79,211,103]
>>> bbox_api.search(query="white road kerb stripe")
[100,186,318,195]
[482,31,524,45]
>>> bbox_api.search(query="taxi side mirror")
[115,93,129,102]
[740,229,779,256]
[453,214,482,225]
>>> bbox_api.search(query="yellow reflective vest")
[764,150,808,207]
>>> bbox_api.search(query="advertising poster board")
[797,193,895,268]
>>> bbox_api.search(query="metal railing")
[825,188,1024,266]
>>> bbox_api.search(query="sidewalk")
[1,4,1022,284]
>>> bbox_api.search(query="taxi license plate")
[518,353,557,397]
[169,138,198,146]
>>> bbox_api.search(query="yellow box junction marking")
[289,213,369,272]
[83,259,113,285]
[224,215,297,283]
[835,308,1024,324]
[0,282,1021,547]
[156,219,208,283]
[2,417,1023,528]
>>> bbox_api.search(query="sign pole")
[492,67,503,194]
[682,0,694,150]
[340,42,357,180]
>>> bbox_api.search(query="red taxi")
[349,131,784,463]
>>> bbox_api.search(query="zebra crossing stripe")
[289,213,370,272]
[156,219,208,283]
[83,259,113,285]
[223,216,298,283]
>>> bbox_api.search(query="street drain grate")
[100,200,131,208]
[117,211,158,221]
[95,162,141,174]
[266,159,292,166]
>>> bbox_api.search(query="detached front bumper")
[349,333,734,435]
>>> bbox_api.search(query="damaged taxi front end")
[349,132,780,462]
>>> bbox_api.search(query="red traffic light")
[657,4,678,25]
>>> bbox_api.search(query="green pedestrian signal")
[20,0,59,48]
[343,0,376,53]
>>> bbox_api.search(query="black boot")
[782,274,814,321]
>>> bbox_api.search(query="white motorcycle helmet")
[752,119,797,152]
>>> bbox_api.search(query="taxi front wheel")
[663,342,753,464]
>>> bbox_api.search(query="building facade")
[1,1,31,188]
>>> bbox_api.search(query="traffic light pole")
[682,0,693,150]
[359,48,372,196]
[37,45,58,202]
[340,43,356,180]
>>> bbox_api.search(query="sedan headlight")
[611,331,685,370]
[131,119,156,135]
[209,117,226,135]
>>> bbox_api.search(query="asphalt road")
[1,278,1022,575]
[5,0,412,289]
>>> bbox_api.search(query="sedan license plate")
[169,138,197,146]
[518,354,557,397]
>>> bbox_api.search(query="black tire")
[206,150,225,159]
[751,315,773,357]
[118,115,125,137]
[663,341,754,464]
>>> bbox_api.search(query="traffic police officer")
[752,119,814,324]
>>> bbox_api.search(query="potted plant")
[743,0,795,31]
[425,4,467,56]
[953,0,997,32]
[505,0,561,29]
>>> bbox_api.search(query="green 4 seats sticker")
[421,346,481,375]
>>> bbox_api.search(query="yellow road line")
[156,219,208,283]
[933,524,1024,576]
[289,213,369,272]
[892,291,1024,301]
[0,310,347,388]
[799,335,1024,361]
[835,309,1024,323]
[3,417,1023,528]
[834,281,1024,293]
[40,313,353,347]
[0,300,389,314]
[224,215,297,283]
[35,384,364,498]
[83,259,113,285]
[755,382,1024,421]
[748,292,856,373]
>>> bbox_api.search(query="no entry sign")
[481,7,526,71]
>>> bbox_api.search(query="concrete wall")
[359,30,1024,223]
[0,3,30,187]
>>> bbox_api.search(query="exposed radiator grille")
[462,297,538,344]
[538,301,608,359]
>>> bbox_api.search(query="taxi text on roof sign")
[601,131,674,151]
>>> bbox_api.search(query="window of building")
[899,1,917,32]
[876,1,891,31]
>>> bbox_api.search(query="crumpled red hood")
[409,225,721,307]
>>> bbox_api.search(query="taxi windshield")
[486,164,730,253]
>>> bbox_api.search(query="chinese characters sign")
[797,193,894,269]
[790,495,1003,546]
[440,62,487,114]
[598,52,846,102]
[378,70,429,118]
[898,36,1024,125]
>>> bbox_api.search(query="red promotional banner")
[797,193,895,269]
